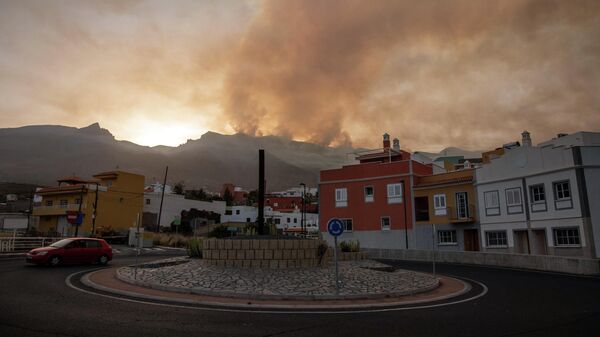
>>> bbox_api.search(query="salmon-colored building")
[319,134,434,249]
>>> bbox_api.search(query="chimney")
[383,133,390,149]
[464,160,471,169]
[393,138,400,151]
[522,131,532,147]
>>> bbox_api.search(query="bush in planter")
[187,238,203,258]
[207,225,230,238]
[339,240,360,252]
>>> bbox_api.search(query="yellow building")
[413,169,480,251]
[33,171,144,237]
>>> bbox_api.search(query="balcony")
[33,204,86,216]
[448,204,476,224]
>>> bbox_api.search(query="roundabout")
[66,257,488,313]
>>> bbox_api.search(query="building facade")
[319,134,433,249]
[413,169,480,251]
[143,192,226,229]
[34,171,144,236]
[476,132,600,258]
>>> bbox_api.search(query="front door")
[464,229,480,251]
[514,230,530,254]
[57,216,69,237]
[456,192,469,219]
[531,229,547,255]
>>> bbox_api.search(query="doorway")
[455,192,469,219]
[531,229,547,255]
[464,229,479,251]
[514,230,530,254]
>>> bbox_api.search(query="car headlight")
[37,251,48,256]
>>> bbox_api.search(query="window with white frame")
[364,186,374,203]
[486,231,508,247]
[505,188,521,206]
[387,183,403,204]
[60,199,68,208]
[433,194,447,216]
[342,219,353,232]
[381,217,390,230]
[45,200,53,207]
[484,191,500,216]
[553,228,580,246]
[553,181,571,200]
[505,187,523,214]
[335,188,348,207]
[438,230,457,245]
[530,184,545,203]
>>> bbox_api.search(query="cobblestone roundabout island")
[117,257,440,300]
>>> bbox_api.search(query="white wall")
[143,193,226,227]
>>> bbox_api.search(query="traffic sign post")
[327,218,344,296]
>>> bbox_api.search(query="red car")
[26,238,113,266]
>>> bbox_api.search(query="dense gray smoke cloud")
[0,0,599,150]
[223,0,600,149]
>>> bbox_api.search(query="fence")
[0,237,62,253]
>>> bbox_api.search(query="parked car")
[26,238,113,266]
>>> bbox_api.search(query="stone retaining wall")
[366,248,600,275]
[202,238,327,268]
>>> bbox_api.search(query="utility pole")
[257,150,265,235]
[300,183,306,235]
[75,185,84,237]
[91,182,99,237]
[26,187,34,233]
[157,166,168,233]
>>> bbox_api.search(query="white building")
[221,205,319,232]
[143,192,226,228]
[475,131,600,258]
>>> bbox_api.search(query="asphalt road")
[0,254,599,337]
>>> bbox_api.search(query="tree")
[173,181,185,195]
[223,188,233,206]
[246,189,258,206]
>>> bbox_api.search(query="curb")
[0,253,25,259]
[80,269,472,310]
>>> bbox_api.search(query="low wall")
[202,238,326,268]
[365,248,600,275]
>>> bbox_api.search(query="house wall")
[143,193,226,227]
[581,147,600,258]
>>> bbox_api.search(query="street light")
[299,183,306,236]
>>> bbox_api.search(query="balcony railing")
[34,203,86,211]
[428,204,476,223]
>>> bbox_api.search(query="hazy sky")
[1,0,599,151]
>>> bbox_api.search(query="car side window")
[66,241,80,249]
[83,240,100,248]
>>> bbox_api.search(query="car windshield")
[49,239,73,248]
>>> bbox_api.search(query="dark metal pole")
[403,181,408,249]
[27,188,34,233]
[91,182,99,237]
[75,185,84,237]
[258,150,265,235]
[157,166,169,232]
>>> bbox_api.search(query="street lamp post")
[300,183,306,235]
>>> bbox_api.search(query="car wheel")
[98,254,109,266]
[48,255,61,267]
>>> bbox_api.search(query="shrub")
[207,225,230,238]
[187,238,203,258]
[153,233,189,248]
[339,240,360,252]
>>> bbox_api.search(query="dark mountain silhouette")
[0,123,355,191]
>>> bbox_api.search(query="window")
[530,184,545,203]
[554,228,580,246]
[274,202,278,207]
[438,230,457,245]
[456,192,469,218]
[45,200,53,207]
[60,199,68,208]
[84,240,101,248]
[484,191,500,216]
[235,210,240,215]
[364,186,374,203]
[381,217,390,230]
[293,218,297,223]
[335,188,348,207]
[287,217,291,223]
[145,198,151,205]
[415,197,429,221]
[505,188,523,214]
[553,181,571,200]
[342,219,353,232]
[274,219,280,225]
[433,194,447,216]
[486,231,508,247]
[387,183,403,204]
[225,210,232,215]
[75,198,81,205]
[246,218,251,222]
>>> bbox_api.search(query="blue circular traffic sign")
[327,218,344,236]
